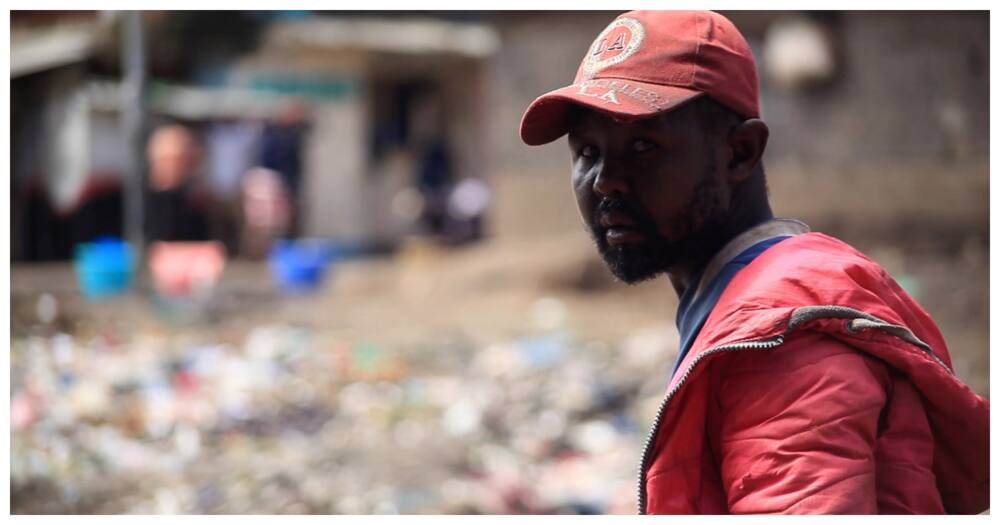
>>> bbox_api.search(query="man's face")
[567,101,733,284]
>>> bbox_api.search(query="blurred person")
[416,136,455,236]
[519,11,988,515]
[204,118,264,253]
[16,174,124,260]
[259,98,309,237]
[409,90,456,238]
[239,166,292,259]
[444,176,491,245]
[146,124,212,242]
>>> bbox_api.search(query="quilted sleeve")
[711,332,891,514]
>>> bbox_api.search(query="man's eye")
[579,145,599,159]
[632,139,656,153]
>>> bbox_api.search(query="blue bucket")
[269,239,337,293]
[73,237,135,299]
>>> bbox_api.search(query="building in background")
[236,14,498,247]
[11,11,499,260]
[11,11,120,260]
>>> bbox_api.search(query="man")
[260,98,309,237]
[146,124,212,242]
[519,11,988,514]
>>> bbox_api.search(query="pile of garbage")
[11,294,678,514]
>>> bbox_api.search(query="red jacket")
[640,232,989,514]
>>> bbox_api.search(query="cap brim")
[519,80,704,146]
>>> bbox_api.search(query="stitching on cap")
[692,11,704,87]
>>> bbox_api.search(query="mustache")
[595,197,659,232]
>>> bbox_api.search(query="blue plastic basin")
[74,237,135,299]
[269,239,337,293]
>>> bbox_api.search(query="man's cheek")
[570,167,595,194]
[570,190,588,218]
[671,176,722,231]
[653,207,700,242]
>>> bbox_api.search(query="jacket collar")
[687,218,810,305]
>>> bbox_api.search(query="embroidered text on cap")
[581,17,645,79]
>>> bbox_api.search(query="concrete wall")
[302,92,370,240]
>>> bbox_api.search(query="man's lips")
[605,227,647,245]
[599,210,638,229]
[599,210,647,245]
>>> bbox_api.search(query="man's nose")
[592,161,630,197]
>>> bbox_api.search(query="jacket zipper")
[636,334,786,515]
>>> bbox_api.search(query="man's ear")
[726,119,769,182]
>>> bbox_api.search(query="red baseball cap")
[519,10,760,146]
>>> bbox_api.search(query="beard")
[588,176,729,285]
